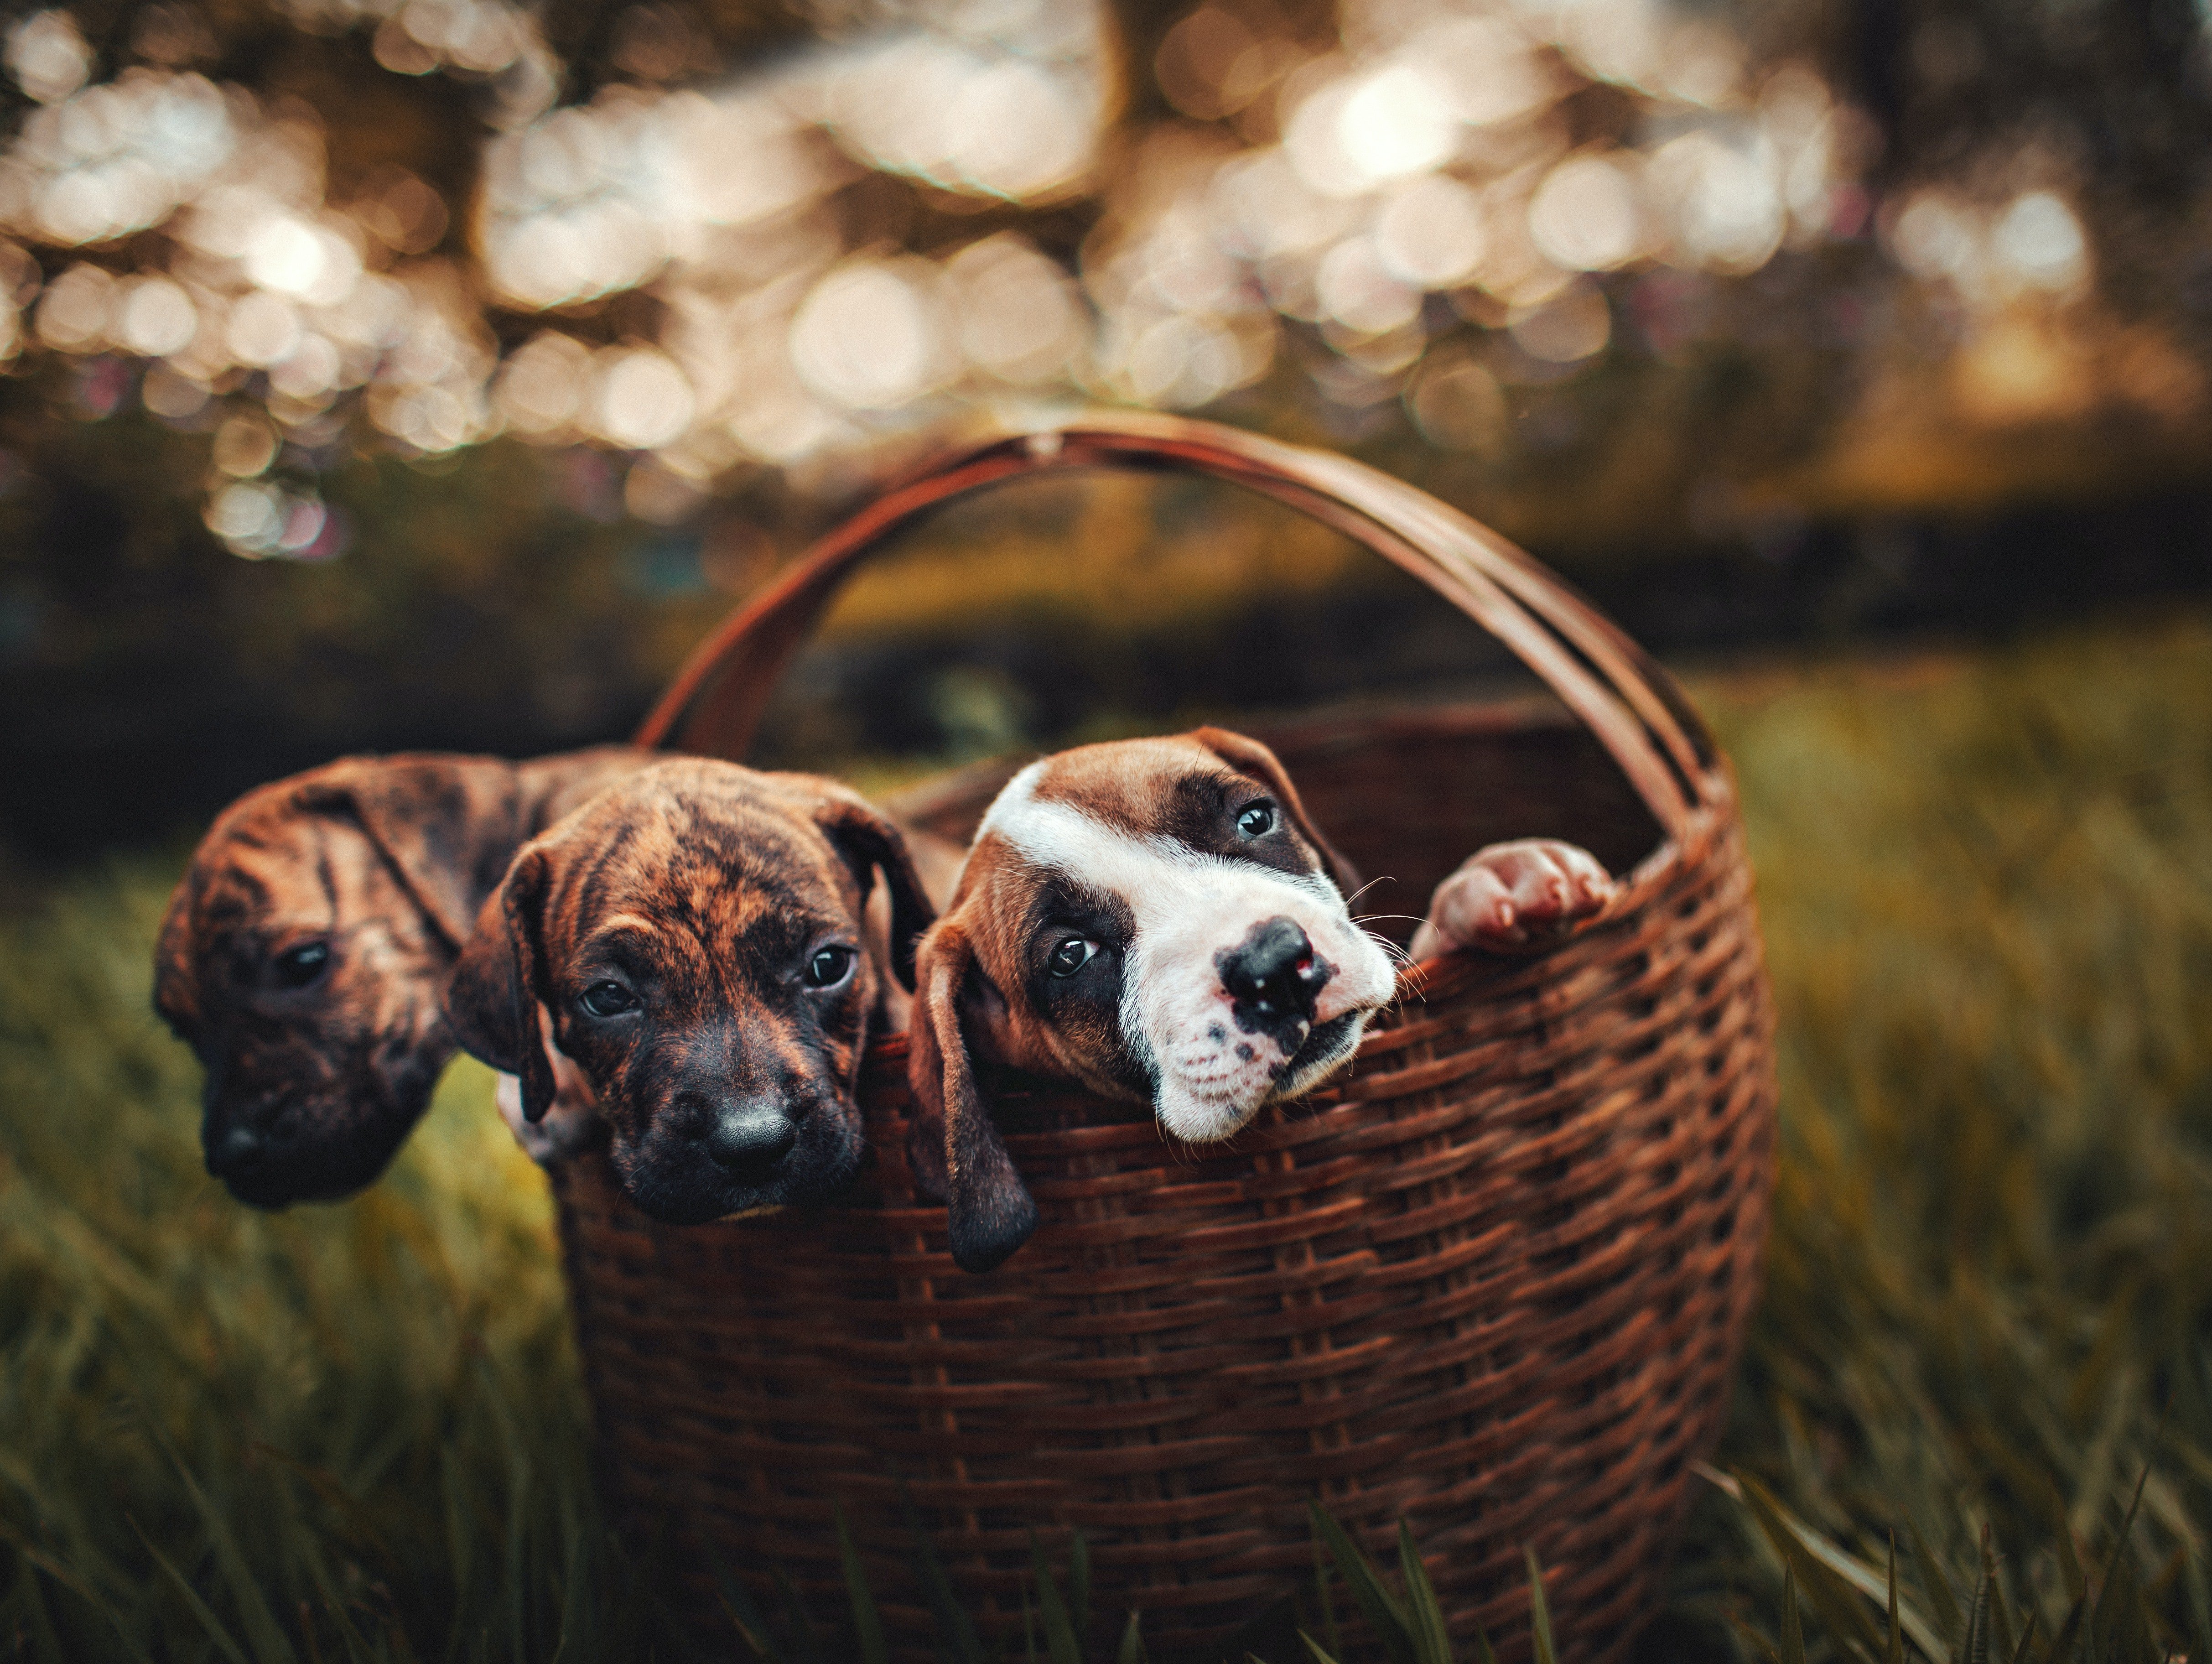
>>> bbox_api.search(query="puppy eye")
[271,941,330,989]
[578,981,637,1019]
[1046,937,1100,978]
[805,946,857,989]
[1236,801,1277,837]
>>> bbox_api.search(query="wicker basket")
[558,415,1776,1661]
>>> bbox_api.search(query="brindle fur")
[440,759,935,1226]
[154,748,650,1206]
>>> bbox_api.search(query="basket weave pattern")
[555,706,1774,1660]
[561,415,1778,1659]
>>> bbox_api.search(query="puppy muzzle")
[1142,906,1397,1144]
[615,1083,862,1224]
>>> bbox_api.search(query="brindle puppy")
[154,748,649,1206]
[440,758,935,1225]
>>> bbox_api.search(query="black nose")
[206,1122,266,1176]
[1218,917,1329,1032]
[703,1100,797,1171]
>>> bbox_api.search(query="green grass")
[2,613,2209,1660]
[1667,616,2212,1662]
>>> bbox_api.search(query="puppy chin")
[1269,1009,1371,1101]
[222,1111,415,1203]
[611,1110,865,1226]
[213,1097,427,1208]
[1148,1007,1376,1144]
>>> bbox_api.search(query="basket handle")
[635,412,1711,847]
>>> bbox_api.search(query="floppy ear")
[441,849,560,1123]
[297,758,529,955]
[152,866,203,1037]
[906,920,1037,1274]
[1193,726,1363,896]
[813,787,938,993]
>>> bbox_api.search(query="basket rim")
[850,702,1740,1078]
[633,412,1717,852]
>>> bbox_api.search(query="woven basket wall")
[562,416,1777,1661]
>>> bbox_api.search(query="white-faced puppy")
[154,747,649,1207]
[441,759,935,1225]
[908,728,1402,1271]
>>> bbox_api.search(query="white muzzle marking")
[979,772,1397,1143]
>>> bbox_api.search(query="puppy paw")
[1409,839,1617,958]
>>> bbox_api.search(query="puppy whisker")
[1360,926,1419,971]
[1339,875,1396,909]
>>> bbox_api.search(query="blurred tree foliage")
[5,0,2212,857]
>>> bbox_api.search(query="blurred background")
[3,0,2210,857]
[5,6,2212,1659]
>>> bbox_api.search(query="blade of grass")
[1027,1530,1082,1664]
[2183,1544,2212,1664]
[1526,1547,1558,1664]
[1307,1504,1412,1664]
[1907,1525,1964,1654]
[0,1513,99,1607]
[295,1532,372,1664]
[836,1508,888,1664]
[1781,1564,1807,1664]
[157,1437,302,1664]
[774,1565,825,1664]
[1070,1532,1091,1641]
[1397,1522,1452,1664]
[1980,1528,2013,1664]
[1311,1515,1340,1659]
[1740,1474,1890,1661]
[1705,1468,1947,1657]
[2040,1596,2083,1664]
[132,1517,255,1664]
[1116,1611,1147,1664]
[1886,1537,1904,1664]
[2088,1465,2154,1664]
[903,1501,982,1664]
[1961,1551,1990,1664]
[13,1560,72,1664]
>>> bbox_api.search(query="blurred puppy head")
[154,749,648,1207]
[441,759,935,1225]
[155,755,534,1206]
[908,728,1398,1271]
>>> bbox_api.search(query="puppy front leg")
[493,1004,603,1165]
[1409,840,1618,959]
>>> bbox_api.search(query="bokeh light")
[0,0,2150,558]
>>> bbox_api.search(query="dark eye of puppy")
[1046,936,1101,978]
[578,980,638,1019]
[805,945,857,989]
[270,941,332,989]
[1235,801,1277,837]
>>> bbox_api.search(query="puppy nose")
[206,1123,265,1176]
[1219,917,1329,1025]
[703,1099,797,1170]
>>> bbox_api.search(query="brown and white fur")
[154,747,650,1207]
[440,758,935,1226]
[908,728,1618,1272]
